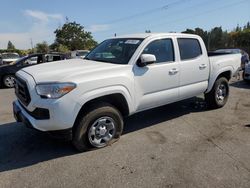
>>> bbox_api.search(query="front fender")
[77,85,134,114]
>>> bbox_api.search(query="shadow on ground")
[0,122,76,172]
[230,80,250,89]
[0,96,207,173]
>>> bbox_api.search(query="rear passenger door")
[177,38,209,100]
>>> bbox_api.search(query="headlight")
[36,83,76,99]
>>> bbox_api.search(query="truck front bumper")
[13,100,73,140]
[13,101,33,129]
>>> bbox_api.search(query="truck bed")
[207,52,232,56]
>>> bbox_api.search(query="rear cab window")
[177,38,202,60]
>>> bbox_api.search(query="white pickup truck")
[13,33,241,151]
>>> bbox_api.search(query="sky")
[0,0,249,49]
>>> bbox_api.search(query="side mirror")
[137,54,156,67]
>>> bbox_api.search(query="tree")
[57,44,69,53]
[182,28,209,48]
[54,21,97,51]
[36,41,49,53]
[207,27,224,50]
[7,41,15,50]
[49,42,69,53]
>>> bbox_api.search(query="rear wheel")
[205,77,229,109]
[3,75,15,88]
[243,71,250,82]
[72,103,123,152]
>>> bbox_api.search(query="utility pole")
[30,38,34,53]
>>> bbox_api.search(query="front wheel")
[3,75,15,88]
[72,103,124,152]
[205,77,229,109]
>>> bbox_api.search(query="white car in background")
[0,53,20,65]
[71,50,90,59]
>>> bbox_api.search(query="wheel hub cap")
[4,76,15,87]
[97,126,107,136]
[88,116,116,148]
[216,84,226,102]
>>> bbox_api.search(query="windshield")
[1,53,19,59]
[85,38,143,64]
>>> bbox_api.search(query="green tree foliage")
[36,41,49,53]
[49,43,69,53]
[7,41,15,50]
[230,28,250,54]
[183,28,208,47]
[57,44,69,53]
[54,21,97,51]
[182,22,250,53]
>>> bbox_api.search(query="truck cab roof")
[112,33,199,39]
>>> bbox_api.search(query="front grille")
[15,76,31,106]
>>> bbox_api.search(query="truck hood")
[20,59,129,83]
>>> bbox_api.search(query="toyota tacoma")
[13,33,241,151]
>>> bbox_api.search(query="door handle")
[169,68,179,75]
[199,64,207,69]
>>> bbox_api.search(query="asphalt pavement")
[0,79,250,188]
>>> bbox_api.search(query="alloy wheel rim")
[216,84,227,102]
[4,76,15,87]
[88,116,116,148]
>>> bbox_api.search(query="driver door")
[133,38,180,111]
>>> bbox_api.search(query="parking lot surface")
[0,79,250,188]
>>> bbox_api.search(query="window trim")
[177,38,203,61]
[139,38,176,65]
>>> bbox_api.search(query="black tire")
[205,77,229,109]
[243,71,250,82]
[3,75,15,88]
[72,102,123,152]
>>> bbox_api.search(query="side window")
[177,38,202,60]
[142,39,174,63]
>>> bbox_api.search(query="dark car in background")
[0,53,65,88]
[215,49,249,69]
[243,62,250,82]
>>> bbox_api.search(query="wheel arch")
[73,88,133,131]
[206,68,232,93]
